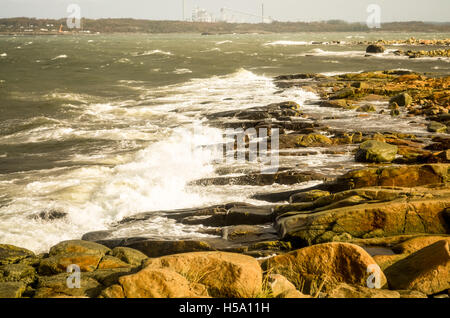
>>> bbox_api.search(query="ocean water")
[0,32,449,252]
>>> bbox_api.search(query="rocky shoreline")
[1,69,449,298]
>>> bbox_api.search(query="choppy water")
[0,32,449,252]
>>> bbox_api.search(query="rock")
[327,283,400,298]
[0,264,36,285]
[390,93,413,107]
[110,247,148,266]
[48,240,110,257]
[384,240,450,295]
[34,272,103,298]
[366,44,385,53]
[428,121,447,133]
[276,196,450,245]
[328,164,449,192]
[373,254,407,271]
[0,282,26,298]
[392,235,450,254]
[118,267,209,298]
[123,240,213,258]
[0,244,34,265]
[356,105,376,113]
[99,284,125,298]
[329,88,355,100]
[355,140,398,163]
[97,256,130,270]
[143,252,262,298]
[261,243,387,296]
[397,290,428,298]
[85,268,135,287]
[279,134,333,148]
[320,99,356,110]
[38,253,103,275]
[289,190,330,203]
[268,274,310,298]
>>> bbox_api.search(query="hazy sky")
[1,0,449,22]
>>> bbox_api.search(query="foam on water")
[0,69,318,252]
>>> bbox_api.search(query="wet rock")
[355,140,398,163]
[330,88,355,100]
[123,240,213,258]
[390,93,413,107]
[427,121,447,133]
[384,240,450,295]
[366,44,385,53]
[32,209,67,221]
[356,105,376,113]
[320,99,356,110]
[97,256,130,270]
[261,243,387,296]
[99,284,125,298]
[279,133,333,148]
[289,190,330,203]
[85,267,136,287]
[143,251,262,297]
[192,170,327,186]
[0,244,34,265]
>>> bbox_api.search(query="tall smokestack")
[262,3,264,23]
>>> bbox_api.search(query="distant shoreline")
[1,18,450,35]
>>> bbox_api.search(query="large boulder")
[110,247,148,266]
[276,197,450,244]
[0,264,36,285]
[118,267,209,298]
[384,240,450,295]
[366,44,385,53]
[390,93,413,107]
[38,240,112,275]
[268,274,310,298]
[392,235,450,254]
[355,140,398,163]
[261,243,387,296]
[143,252,262,298]
[328,164,449,192]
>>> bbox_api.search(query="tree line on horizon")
[1,17,449,33]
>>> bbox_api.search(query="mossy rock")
[355,140,398,163]
[0,244,34,265]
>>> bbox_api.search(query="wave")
[51,54,68,60]
[0,53,7,57]
[132,50,173,57]
[173,68,192,74]
[264,40,311,46]
[216,40,232,45]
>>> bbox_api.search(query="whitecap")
[51,54,68,60]
[173,68,192,74]
[0,53,7,57]
[264,40,310,46]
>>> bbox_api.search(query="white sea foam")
[173,68,192,74]
[52,54,68,60]
[216,40,232,45]
[264,40,310,46]
[132,50,173,57]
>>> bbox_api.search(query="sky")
[0,0,449,22]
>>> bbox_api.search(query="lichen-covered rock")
[38,253,103,275]
[392,235,450,254]
[355,140,398,163]
[0,244,34,265]
[0,264,36,285]
[97,256,130,270]
[110,247,148,266]
[261,243,387,296]
[34,273,103,298]
[428,121,447,133]
[143,252,262,298]
[384,240,450,295]
[390,92,412,107]
[49,240,110,257]
[276,198,449,244]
